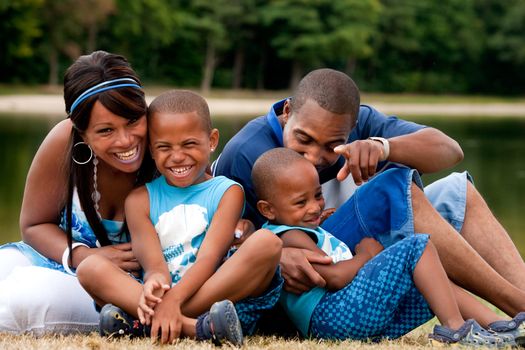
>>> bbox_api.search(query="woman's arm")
[19,120,73,262]
[19,119,141,272]
[280,230,374,291]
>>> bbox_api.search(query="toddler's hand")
[355,237,383,258]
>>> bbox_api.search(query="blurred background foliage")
[1,0,524,94]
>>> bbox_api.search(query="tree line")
[1,0,524,94]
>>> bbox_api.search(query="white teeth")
[116,147,137,160]
[171,166,191,175]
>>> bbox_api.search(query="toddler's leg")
[310,235,434,340]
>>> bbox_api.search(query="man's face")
[282,98,353,172]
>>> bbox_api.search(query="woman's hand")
[94,243,141,273]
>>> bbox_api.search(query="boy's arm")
[158,184,244,309]
[125,187,171,285]
[280,230,374,292]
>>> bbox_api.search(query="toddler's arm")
[280,230,376,291]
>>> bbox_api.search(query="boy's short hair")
[252,148,307,201]
[148,90,212,132]
[290,68,360,118]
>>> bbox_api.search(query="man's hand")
[319,208,336,224]
[280,247,332,294]
[334,139,385,185]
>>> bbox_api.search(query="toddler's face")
[149,111,218,188]
[270,160,325,229]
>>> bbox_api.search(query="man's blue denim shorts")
[321,167,471,251]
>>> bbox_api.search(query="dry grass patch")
[0,322,439,350]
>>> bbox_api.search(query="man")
[214,68,525,323]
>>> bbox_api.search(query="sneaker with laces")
[195,300,243,346]
[489,312,525,346]
[99,304,149,338]
[429,319,516,348]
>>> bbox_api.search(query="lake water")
[1,114,524,257]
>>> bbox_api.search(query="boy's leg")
[425,172,525,291]
[76,254,143,317]
[181,230,282,334]
[310,235,434,340]
[411,183,525,317]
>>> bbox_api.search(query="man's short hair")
[252,148,307,201]
[148,90,212,132]
[290,68,360,118]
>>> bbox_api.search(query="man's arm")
[335,107,463,184]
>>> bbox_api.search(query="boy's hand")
[138,277,170,325]
[355,237,383,258]
[150,295,183,344]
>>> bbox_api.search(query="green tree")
[261,0,381,88]
[0,0,43,82]
[362,0,482,93]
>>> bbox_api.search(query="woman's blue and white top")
[0,189,125,273]
[146,175,242,286]
[263,223,353,336]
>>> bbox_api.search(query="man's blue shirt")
[214,99,425,228]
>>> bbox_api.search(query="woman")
[0,51,156,334]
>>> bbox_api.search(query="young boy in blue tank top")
[252,147,525,347]
[77,90,282,345]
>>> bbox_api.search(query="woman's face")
[81,100,147,174]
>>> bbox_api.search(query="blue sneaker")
[489,312,525,346]
[429,319,516,348]
[196,300,243,346]
[99,304,149,338]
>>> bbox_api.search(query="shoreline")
[1,94,525,119]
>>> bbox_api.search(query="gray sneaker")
[489,312,525,347]
[429,319,516,348]
[196,300,243,346]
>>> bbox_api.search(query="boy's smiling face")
[265,159,325,229]
[149,110,218,188]
[281,98,353,173]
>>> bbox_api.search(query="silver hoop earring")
[72,142,93,165]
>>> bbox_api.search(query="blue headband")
[69,77,142,114]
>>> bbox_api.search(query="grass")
[0,327,437,350]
